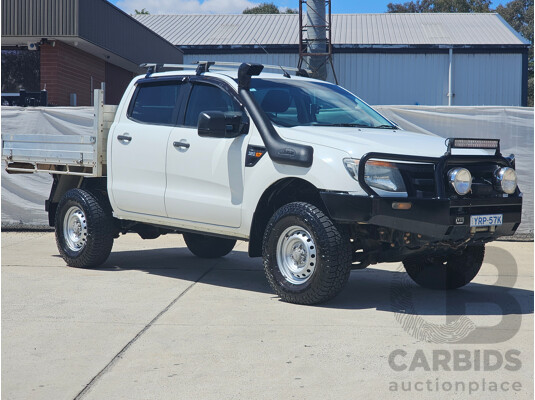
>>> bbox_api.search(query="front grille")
[397,163,435,198]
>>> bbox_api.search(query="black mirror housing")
[197,111,246,138]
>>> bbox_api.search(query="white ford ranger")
[2,62,522,304]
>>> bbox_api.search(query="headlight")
[343,158,406,192]
[495,167,517,194]
[448,167,472,195]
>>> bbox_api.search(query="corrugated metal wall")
[331,53,449,105]
[184,51,523,106]
[2,0,78,36]
[452,53,522,106]
[184,53,300,71]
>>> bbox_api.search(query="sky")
[110,0,511,15]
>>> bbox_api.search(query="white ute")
[2,62,522,304]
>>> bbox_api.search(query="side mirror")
[197,111,248,138]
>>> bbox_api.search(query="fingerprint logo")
[390,264,476,343]
[390,246,524,344]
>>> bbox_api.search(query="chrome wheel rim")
[63,206,88,252]
[276,225,317,285]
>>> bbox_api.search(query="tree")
[243,2,297,14]
[1,50,40,92]
[387,0,492,13]
[134,8,149,14]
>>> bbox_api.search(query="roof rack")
[139,61,311,78]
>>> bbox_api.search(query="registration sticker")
[470,214,503,227]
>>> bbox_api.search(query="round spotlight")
[495,167,517,194]
[448,168,472,195]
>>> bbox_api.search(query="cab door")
[110,78,187,216]
[165,80,248,228]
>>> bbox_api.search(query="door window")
[128,81,185,125]
[184,83,241,127]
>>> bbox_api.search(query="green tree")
[134,8,150,14]
[1,50,40,92]
[243,2,297,14]
[387,0,492,13]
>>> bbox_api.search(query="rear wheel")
[55,189,114,268]
[262,202,352,305]
[183,233,236,258]
[403,245,485,290]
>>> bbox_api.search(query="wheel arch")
[46,176,108,227]
[248,177,327,257]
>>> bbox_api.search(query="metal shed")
[135,13,530,106]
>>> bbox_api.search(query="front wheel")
[183,233,236,258]
[403,245,485,290]
[262,202,352,305]
[55,189,114,268]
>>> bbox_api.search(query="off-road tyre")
[403,245,485,290]
[183,233,236,258]
[55,189,114,268]
[262,202,352,305]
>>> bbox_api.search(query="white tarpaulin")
[1,105,533,237]
[1,106,93,228]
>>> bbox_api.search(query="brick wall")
[40,41,133,106]
[105,62,134,105]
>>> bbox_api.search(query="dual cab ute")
[2,62,522,304]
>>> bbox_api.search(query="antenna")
[253,38,291,78]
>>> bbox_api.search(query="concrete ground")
[2,231,533,400]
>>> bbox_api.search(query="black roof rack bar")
[195,61,312,74]
[139,62,312,76]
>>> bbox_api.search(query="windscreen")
[249,78,395,129]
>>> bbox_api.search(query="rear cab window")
[128,80,186,125]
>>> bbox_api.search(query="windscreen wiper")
[313,123,371,128]
[372,124,396,129]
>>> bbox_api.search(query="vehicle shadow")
[96,246,533,316]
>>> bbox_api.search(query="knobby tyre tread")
[55,189,114,268]
[403,245,485,290]
[262,202,352,305]
[183,233,236,258]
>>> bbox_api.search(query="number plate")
[470,214,503,227]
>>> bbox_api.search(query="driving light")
[495,167,517,194]
[450,138,499,150]
[448,167,472,195]
[343,158,406,193]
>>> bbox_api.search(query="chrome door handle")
[173,141,190,149]
[117,134,132,142]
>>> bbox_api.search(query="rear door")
[110,78,187,216]
[165,80,249,227]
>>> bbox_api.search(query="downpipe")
[237,63,314,168]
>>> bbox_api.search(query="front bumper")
[320,192,522,242]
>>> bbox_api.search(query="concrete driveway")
[2,232,533,399]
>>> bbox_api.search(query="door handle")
[173,141,190,149]
[117,134,132,143]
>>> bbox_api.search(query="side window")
[184,83,240,127]
[128,82,184,125]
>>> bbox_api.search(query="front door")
[165,81,248,228]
